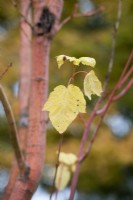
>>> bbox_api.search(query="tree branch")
[101,0,122,99]
[0,63,12,80]
[118,66,133,87]
[11,0,33,40]
[0,85,29,175]
[118,50,133,84]
[113,78,133,101]
[58,6,105,31]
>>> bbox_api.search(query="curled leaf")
[56,55,96,68]
[42,84,86,133]
[84,70,102,100]
[56,55,67,68]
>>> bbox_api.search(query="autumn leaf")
[78,57,96,67]
[56,55,96,68]
[42,84,86,133]
[59,152,77,166]
[55,152,77,190]
[84,70,102,100]
[59,152,77,172]
[55,164,71,190]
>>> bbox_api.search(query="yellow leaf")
[59,152,77,166]
[84,70,102,100]
[56,55,96,68]
[56,55,65,68]
[42,84,86,133]
[55,164,71,190]
[79,57,96,67]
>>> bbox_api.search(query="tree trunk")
[3,1,63,200]
[2,0,31,199]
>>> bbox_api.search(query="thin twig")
[113,78,133,101]
[58,6,105,31]
[50,134,64,200]
[0,84,29,175]
[68,70,87,85]
[79,116,103,163]
[0,63,12,80]
[78,113,87,127]
[117,50,133,88]
[101,0,122,98]
[11,0,33,41]
[11,0,32,29]
[118,66,133,87]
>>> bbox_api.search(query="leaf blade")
[43,84,86,133]
[55,164,71,190]
[84,70,102,100]
[56,55,96,68]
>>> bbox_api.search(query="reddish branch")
[118,65,133,87]
[113,78,133,101]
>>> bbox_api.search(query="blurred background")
[0,0,133,199]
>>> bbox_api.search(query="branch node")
[19,164,30,182]
[34,7,55,37]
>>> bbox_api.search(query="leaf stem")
[50,134,64,200]
[68,70,87,85]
